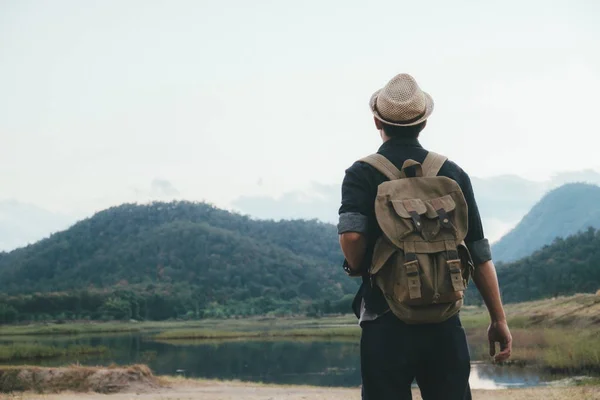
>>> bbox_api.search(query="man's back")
[337,73,511,400]
[339,136,490,320]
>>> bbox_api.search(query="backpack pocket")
[372,242,467,308]
[432,250,467,304]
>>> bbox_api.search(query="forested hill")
[496,227,600,303]
[0,202,356,321]
[492,183,600,262]
[3,199,599,323]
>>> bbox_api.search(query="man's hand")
[488,320,512,363]
[472,260,512,363]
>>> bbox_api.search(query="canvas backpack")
[359,151,475,324]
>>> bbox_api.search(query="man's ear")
[374,117,383,130]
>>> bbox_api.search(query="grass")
[543,329,600,373]
[0,322,143,336]
[466,327,600,373]
[460,294,600,373]
[2,293,600,375]
[153,326,360,341]
[0,344,108,362]
[1,294,597,337]
[0,315,358,337]
[461,293,600,330]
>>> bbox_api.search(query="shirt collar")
[378,136,423,152]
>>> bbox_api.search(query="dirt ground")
[4,379,600,400]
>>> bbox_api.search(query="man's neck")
[381,135,421,145]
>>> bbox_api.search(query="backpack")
[359,151,475,324]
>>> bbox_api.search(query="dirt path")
[5,380,600,400]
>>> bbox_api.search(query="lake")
[1,333,573,389]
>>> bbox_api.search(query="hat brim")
[369,90,434,127]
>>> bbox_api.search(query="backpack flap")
[376,185,468,250]
[389,198,428,242]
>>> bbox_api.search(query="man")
[338,73,512,400]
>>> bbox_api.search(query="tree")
[0,304,18,324]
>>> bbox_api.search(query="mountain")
[0,201,355,322]
[492,183,600,262]
[495,227,600,303]
[233,170,600,243]
[3,171,600,253]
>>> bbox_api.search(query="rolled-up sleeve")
[338,162,378,274]
[468,238,492,266]
[338,162,377,230]
[338,212,369,234]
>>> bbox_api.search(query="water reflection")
[469,364,543,389]
[1,334,572,389]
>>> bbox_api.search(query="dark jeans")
[360,312,471,400]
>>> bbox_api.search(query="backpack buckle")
[404,257,422,299]
[447,259,466,292]
[408,210,422,232]
[430,198,454,231]
[436,208,453,229]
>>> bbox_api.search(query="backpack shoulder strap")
[359,154,402,181]
[421,151,448,177]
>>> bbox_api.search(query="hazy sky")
[1,0,599,218]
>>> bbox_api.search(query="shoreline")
[0,365,598,399]
[1,294,600,387]
[4,378,600,400]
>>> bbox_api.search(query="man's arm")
[472,260,512,363]
[457,168,512,363]
[338,162,377,276]
[339,232,367,276]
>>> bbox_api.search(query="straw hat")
[369,73,434,127]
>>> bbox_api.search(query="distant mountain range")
[233,169,600,243]
[1,193,600,321]
[3,169,600,253]
[492,183,600,262]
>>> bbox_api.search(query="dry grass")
[467,326,600,373]
[0,365,160,394]
[503,293,600,328]
[0,344,107,362]
[461,293,600,330]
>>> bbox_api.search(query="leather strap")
[404,242,422,299]
[399,159,423,178]
[431,198,453,230]
[402,200,423,232]
[444,240,466,292]
[359,154,402,181]
[421,151,448,177]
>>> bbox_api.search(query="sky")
[1,0,600,228]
